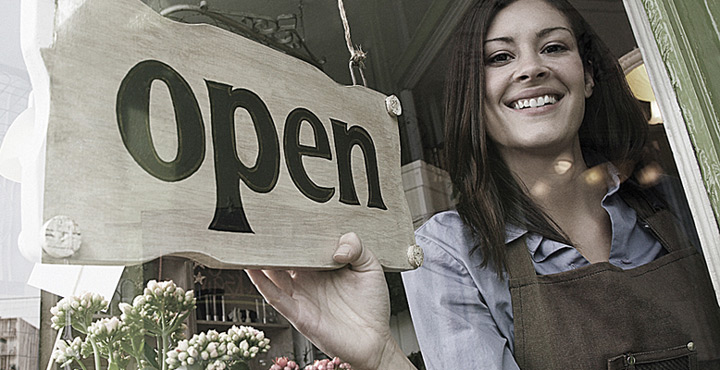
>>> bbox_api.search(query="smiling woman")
[248,0,720,369]
[482,8,590,157]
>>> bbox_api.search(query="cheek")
[483,75,502,102]
[483,118,506,146]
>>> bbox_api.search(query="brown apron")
[507,190,720,369]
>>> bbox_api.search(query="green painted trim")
[641,0,720,226]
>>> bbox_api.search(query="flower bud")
[177,340,189,351]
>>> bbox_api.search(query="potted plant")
[49,280,270,370]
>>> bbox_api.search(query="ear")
[584,70,595,98]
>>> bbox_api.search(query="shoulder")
[415,210,476,256]
[403,211,516,362]
[410,210,496,279]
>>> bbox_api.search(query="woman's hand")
[245,232,415,370]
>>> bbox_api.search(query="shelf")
[195,293,282,326]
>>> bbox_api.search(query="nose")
[514,54,549,82]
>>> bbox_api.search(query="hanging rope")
[337,0,367,86]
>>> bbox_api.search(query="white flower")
[133,295,146,307]
[176,340,189,351]
[105,317,120,333]
[118,302,132,314]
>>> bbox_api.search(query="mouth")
[509,94,560,110]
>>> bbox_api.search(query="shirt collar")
[503,162,623,257]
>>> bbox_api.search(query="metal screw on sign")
[407,244,424,269]
[41,215,82,258]
[385,95,402,117]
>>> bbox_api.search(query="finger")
[245,270,298,319]
[264,269,294,296]
[333,232,382,273]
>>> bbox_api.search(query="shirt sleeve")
[402,233,520,370]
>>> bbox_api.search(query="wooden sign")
[19,0,417,270]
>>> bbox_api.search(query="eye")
[542,43,568,54]
[487,52,513,65]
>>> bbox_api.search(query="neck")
[498,139,608,212]
[498,140,615,262]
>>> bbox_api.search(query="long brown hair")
[443,0,648,276]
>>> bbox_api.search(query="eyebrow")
[484,26,574,45]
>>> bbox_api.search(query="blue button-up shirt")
[401,174,666,370]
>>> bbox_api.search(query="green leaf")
[176,364,204,370]
[108,362,121,370]
[228,362,250,370]
[143,345,160,369]
[170,310,192,332]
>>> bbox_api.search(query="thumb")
[333,232,382,273]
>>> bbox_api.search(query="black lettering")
[206,81,280,233]
[116,60,205,181]
[331,119,387,210]
[284,108,335,203]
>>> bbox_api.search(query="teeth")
[512,95,557,109]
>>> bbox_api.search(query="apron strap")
[619,185,691,254]
[506,235,537,279]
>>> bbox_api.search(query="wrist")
[373,337,416,370]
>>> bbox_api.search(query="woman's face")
[482,0,593,158]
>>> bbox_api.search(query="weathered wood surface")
[23,0,416,270]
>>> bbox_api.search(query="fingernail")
[334,244,351,259]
